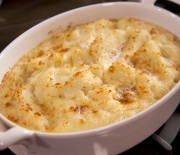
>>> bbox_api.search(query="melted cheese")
[0,18,180,133]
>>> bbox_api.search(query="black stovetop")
[0,0,180,155]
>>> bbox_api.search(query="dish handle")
[0,126,33,150]
[140,0,180,7]
[139,0,156,5]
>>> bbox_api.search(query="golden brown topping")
[8,115,18,123]
[74,71,82,77]
[69,106,78,112]
[34,112,41,116]
[92,109,98,113]
[117,87,138,104]
[79,105,89,114]
[5,102,11,107]
[118,92,134,104]
[69,105,89,114]
[38,61,45,65]
[60,48,69,53]
[0,18,179,133]
[79,119,85,124]
[4,94,9,98]
[108,65,115,73]
[96,88,104,94]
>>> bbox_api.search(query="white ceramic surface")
[0,1,180,155]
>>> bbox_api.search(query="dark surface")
[0,0,179,155]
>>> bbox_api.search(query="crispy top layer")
[0,18,180,133]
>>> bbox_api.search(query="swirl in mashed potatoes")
[0,18,180,133]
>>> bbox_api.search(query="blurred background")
[0,0,179,51]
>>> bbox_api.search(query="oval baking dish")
[0,1,180,155]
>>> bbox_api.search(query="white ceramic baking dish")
[0,0,180,155]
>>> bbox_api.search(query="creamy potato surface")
[0,18,180,132]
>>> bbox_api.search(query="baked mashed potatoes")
[0,18,180,133]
